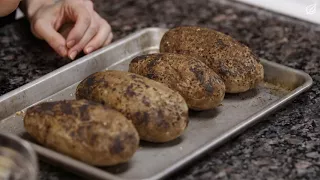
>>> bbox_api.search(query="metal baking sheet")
[0,28,313,180]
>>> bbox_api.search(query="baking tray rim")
[0,27,314,180]
[0,28,161,104]
[0,27,313,106]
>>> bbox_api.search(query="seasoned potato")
[76,70,189,143]
[24,99,139,166]
[129,53,225,110]
[160,26,264,93]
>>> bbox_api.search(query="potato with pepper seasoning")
[76,70,189,143]
[24,99,139,166]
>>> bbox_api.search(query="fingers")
[30,0,113,59]
[67,11,112,59]
[67,17,98,59]
[83,19,112,54]
[32,19,67,57]
[104,32,113,46]
[65,5,91,48]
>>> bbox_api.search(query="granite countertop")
[0,0,319,179]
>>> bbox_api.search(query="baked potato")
[159,26,264,93]
[129,53,225,110]
[24,99,139,166]
[75,70,189,143]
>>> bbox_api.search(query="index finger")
[33,19,68,57]
[65,5,92,48]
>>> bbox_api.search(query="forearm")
[19,0,54,19]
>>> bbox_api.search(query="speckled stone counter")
[0,0,319,179]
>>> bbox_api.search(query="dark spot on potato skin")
[131,54,150,63]
[89,134,98,146]
[110,136,124,154]
[125,84,136,97]
[204,83,214,94]
[103,81,109,88]
[190,66,204,83]
[70,131,75,138]
[86,100,100,106]
[59,101,73,115]
[190,66,215,94]
[218,63,229,76]
[157,110,164,119]
[147,73,158,79]
[133,78,150,89]
[79,105,90,121]
[142,96,150,107]
[147,54,162,69]
[142,112,149,124]
[133,112,141,122]
[216,39,227,49]
[32,102,56,113]
[76,126,87,141]
[124,133,137,144]
[157,110,169,129]
[130,74,138,79]
[78,75,96,98]
[85,75,96,87]
[134,111,149,125]
[77,74,107,99]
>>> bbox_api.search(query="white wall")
[234,0,320,25]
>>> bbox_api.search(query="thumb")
[32,19,68,57]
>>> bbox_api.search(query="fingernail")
[86,47,93,54]
[67,40,75,48]
[58,46,67,56]
[69,50,78,60]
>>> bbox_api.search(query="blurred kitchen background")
[14,0,320,25]
[235,0,320,25]
[15,0,320,25]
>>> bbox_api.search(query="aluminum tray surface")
[0,28,313,180]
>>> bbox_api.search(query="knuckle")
[83,16,91,25]
[105,22,112,32]
[48,36,58,47]
[106,23,111,31]
[85,0,94,9]
[70,46,80,53]
[89,25,98,34]
[100,19,111,32]
[72,30,83,40]
[32,19,43,31]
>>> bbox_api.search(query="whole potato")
[160,26,264,93]
[24,99,139,166]
[129,53,225,110]
[75,70,189,143]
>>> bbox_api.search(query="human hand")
[28,0,113,60]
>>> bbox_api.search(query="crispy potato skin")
[24,99,139,166]
[159,26,264,93]
[75,70,189,143]
[129,53,225,110]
